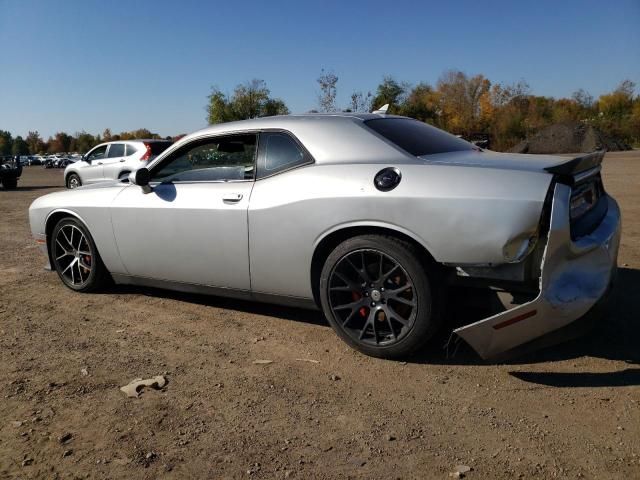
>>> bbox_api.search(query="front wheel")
[320,235,441,359]
[51,218,109,292]
[66,173,81,189]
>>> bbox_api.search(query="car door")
[81,145,109,184]
[110,133,257,290]
[101,143,126,181]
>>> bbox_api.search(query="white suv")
[64,140,172,189]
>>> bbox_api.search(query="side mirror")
[128,168,152,193]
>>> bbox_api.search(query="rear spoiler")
[544,150,605,176]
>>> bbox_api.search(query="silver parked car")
[29,114,620,359]
[64,140,172,188]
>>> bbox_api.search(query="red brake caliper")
[352,292,367,317]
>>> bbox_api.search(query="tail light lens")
[570,180,600,220]
[140,143,152,161]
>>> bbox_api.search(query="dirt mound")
[510,122,631,154]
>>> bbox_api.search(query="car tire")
[319,235,441,359]
[118,171,131,182]
[51,217,109,292]
[66,173,81,189]
[1,178,17,189]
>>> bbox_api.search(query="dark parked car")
[0,156,22,189]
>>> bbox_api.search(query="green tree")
[207,88,234,124]
[48,132,72,153]
[0,130,13,156]
[133,128,156,139]
[117,128,158,140]
[206,79,289,124]
[372,76,408,113]
[75,131,98,153]
[12,136,29,156]
[232,79,270,119]
[262,98,290,117]
[400,83,439,123]
[26,131,44,154]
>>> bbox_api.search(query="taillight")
[140,143,152,161]
[570,180,600,220]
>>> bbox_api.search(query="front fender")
[29,187,128,274]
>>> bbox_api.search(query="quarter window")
[107,143,125,158]
[150,134,257,183]
[125,144,139,156]
[86,145,107,163]
[258,132,309,178]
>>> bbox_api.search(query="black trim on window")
[107,143,125,158]
[148,133,258,184]
[256,129,315,180]
[85,144,108,164]
[364,118,474,157]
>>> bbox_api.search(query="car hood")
[73,180,123,190]
[29,181,126,212]
[419,150,568,173]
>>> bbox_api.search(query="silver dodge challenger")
[29,113,621,359]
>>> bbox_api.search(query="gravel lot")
[1,152,639,479]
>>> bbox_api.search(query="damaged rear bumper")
[454,183,621,359]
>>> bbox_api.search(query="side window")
[107,143,125,158]
[258,132,309,178]
[86,145,107,163]
[125,144,139,156]
[150,134,257,183]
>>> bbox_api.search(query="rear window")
[364,118,474,156]
[147,141,172,155]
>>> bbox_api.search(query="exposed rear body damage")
[455,151,620,359]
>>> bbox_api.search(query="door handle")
[119,159,125,162]
[222,193,243,203]
[97,162,103,165]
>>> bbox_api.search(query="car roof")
[162,113,415,166]
[189,112,402,137]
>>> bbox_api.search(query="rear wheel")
[319,235,441,359]
[66,173,81,189]
[51,218,109,292]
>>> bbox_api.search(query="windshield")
[365,118,474,157]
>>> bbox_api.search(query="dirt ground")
[1,152,639,480]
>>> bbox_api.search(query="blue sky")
[1,0,638,139]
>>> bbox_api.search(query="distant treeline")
[0,128,186,157]
[368,75,640,150]
[207,72,640,151]
[2,70,638,156]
